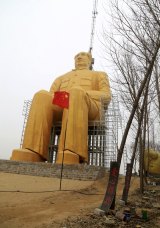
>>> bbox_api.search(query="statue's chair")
[48,120,106,166]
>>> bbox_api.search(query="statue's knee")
[34,89,49,96]
[33,90,52,99]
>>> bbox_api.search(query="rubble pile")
[60,187,160,228]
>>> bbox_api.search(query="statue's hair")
[74,52,92,63]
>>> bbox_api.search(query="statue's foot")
[56,150,79,164]
[10,148,45,162]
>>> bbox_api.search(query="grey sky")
[0,0,108,160]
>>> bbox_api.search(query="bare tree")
[101,0,160,195]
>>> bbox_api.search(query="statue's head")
[74,52,92,70]
[144,149,160,175]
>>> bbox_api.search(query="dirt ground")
[0,172,159,228]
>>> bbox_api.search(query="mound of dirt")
[0,172,159,228]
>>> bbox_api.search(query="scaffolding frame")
[20,100,32,148]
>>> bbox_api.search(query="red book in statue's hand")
[52,91,69,109]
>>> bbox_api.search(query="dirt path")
[0,172,139,228]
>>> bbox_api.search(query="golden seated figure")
[144,149,160,175]
[11,51,111,164]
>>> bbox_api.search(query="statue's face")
[144,149,160,175]
[75,52,91,69]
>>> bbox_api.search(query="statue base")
[10,149,45,162]
[56,150,79,164]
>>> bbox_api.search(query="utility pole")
[89,0,99,70]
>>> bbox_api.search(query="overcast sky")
[0,0,112,160]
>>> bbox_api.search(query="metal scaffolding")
[20,100,32,148]
[20,95,126,170]
[87,94,125,169]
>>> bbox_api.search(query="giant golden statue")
[11,52,111,164]
[144,149,160,175]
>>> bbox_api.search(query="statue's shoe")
[10,148,45,162]
[56,150,79,164]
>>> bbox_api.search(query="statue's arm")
[49,77,61,94]
[87,72,111,105]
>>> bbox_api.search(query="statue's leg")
[56,87,99,164]
[11,90,62,162]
